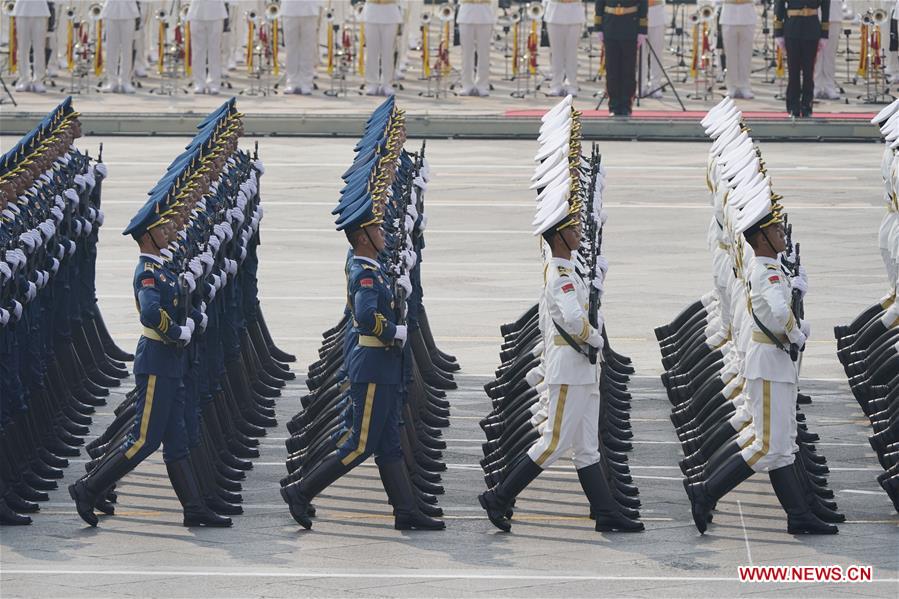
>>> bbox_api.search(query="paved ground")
[1,137,897,597]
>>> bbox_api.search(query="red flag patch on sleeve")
[360,278,374,288]
[561,282,575,294]
[768,275,780,284]
[141,278,156,288]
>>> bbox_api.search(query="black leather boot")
[280,454,350,529]
[769,464,838,535]
[577,463,644,532]
[68,450,136,526]
[478,454,542,532]
[377,460,445,530]
[166,458,232,527]
[684,453,753,534]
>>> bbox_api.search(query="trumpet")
[265,1,279,21]
[698,4,715,22]
[247,9,259,22]
[511,11,521,24]
[88,3,102,21]
[2,1,15,17]
[155,8,167,20]
[527,2,544,20]
[64,5,76,19]
[421,12,431,25]
[438,4,454,22]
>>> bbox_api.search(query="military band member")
[281,0,322,94]
[774,0,829,117]
[11,0,51,93]
[544,0,585,97]
[596,0,647,115]
[363,0,403,96]
[813,0,841,100]
[457,0,496,96]
[186,0,228,94]
[719,0,758,99]
[100,0,140,93]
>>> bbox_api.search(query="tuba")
[527,2,544,20]
[64,5,76,19]
[438,3,454,22]
[872,7,889,25]
[1,1,14,16]
[325,7,334,22]
[421,11,431,25]
[699,4,715,22]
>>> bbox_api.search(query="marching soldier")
[457,0,496,97]
[545,0,586,97]
[596,0,647,115]
[774,0,829,117]
[186,0,228,94]
[69,189,231,528]
[100,0,140,93]
[281,0,322,94]
[719,0,758,99]
[280,100,444,532]
[362,0,403,96]
[813,0,841,100]
[11,0,51,93]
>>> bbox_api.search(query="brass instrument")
[88,3,102,21]
[265,1,280,21]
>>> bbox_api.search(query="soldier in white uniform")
[363,0,403,95]
[133,1,150,78]
[684,189,837,535]
[187,0,228,94]
[101,0,140,93]
[281,0,322,94]
[544,0,585,96]
[814,0,841,99]
[11,0,51,93]
[457,0,496,96]
[718,0,757,98]
[641,0,665,98]
[396,0,423,78]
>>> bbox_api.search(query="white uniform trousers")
[527,384,601,470]
[546,22,579,93]
[365,22,398,89]
[189,19,223,89]
[643,24,665,92]
[15,16,48,83]
[459,22,491,93]
[721,24,755,96]
[283,15,318,90]
[105,18,136,84]
[739,378,798,472]
[134,11,149,74]
[814,32,840,97]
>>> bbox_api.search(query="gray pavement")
[1,137,897,598]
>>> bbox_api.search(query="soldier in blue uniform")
[68,193,231,528]
[280,106,444,532]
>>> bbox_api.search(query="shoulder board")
[557,266,571,276]
[361,264,378,271]
[765,264,779,271]
[143,260,157,271]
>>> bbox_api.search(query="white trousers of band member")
[527,383,601,470]
[814,31,839,96]
[133,14,148,72]
[739,378,798,473]
[643,24,664,92]
[547,23,580,93]
[190,19,223,88]
[15,17,48,83]
[459,23,491,93]
[105,19,135,84]
[365,23,398,88]
[721,24,755,95]
[283,16,318,90]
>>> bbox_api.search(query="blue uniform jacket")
[345,256,402,385]
[132,255,187,377]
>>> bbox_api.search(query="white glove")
[73,219,83,237]
[406,203,419,222]
[239,246,247,262]
[96,209,104,227]
[0,262,10,281]
[213,224,227,242]
[596,255,609,276]
[94,162,108,178]
[394,324,408,346]
[182,272,196,294]
[597,31,604,44]
[73,174,87,191]
[50,257,60,275]
[51,206,64,223]
[791,274,808,298]
[178,325,193,344]
[199,252,214,274]
[189,258,203,278]
[226,258,237,276]
[25,281,37,302]
[83,220,93,236]
[403,248,417,270]
[67,240,76,256]
[253,159,265,174]
[775,37,785,51]
[404,214,415,233]
[64,188,80,205]
[591,276,604,294]
[11,300,23,322]
[185,317,196,334]
[0,308,9,326]
[419,213,428,232]
[397,274,412,297]
[20,232,36,254]
[198,312,208,332]
[207,281,217,302]
[800,320,811,340]
[586,327,604,350]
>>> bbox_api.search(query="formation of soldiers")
[0,97,126,525]
[8,0,868,115]
[477,96,644,533]
[66,97,295,528]
[833,99,899,513]
[660,96,844,535]
[279,97,456,531]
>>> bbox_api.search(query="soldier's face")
[561,224,581,249]
[769,223,786,253]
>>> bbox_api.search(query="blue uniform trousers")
[122,373,190,464]
[336,382,403,467]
